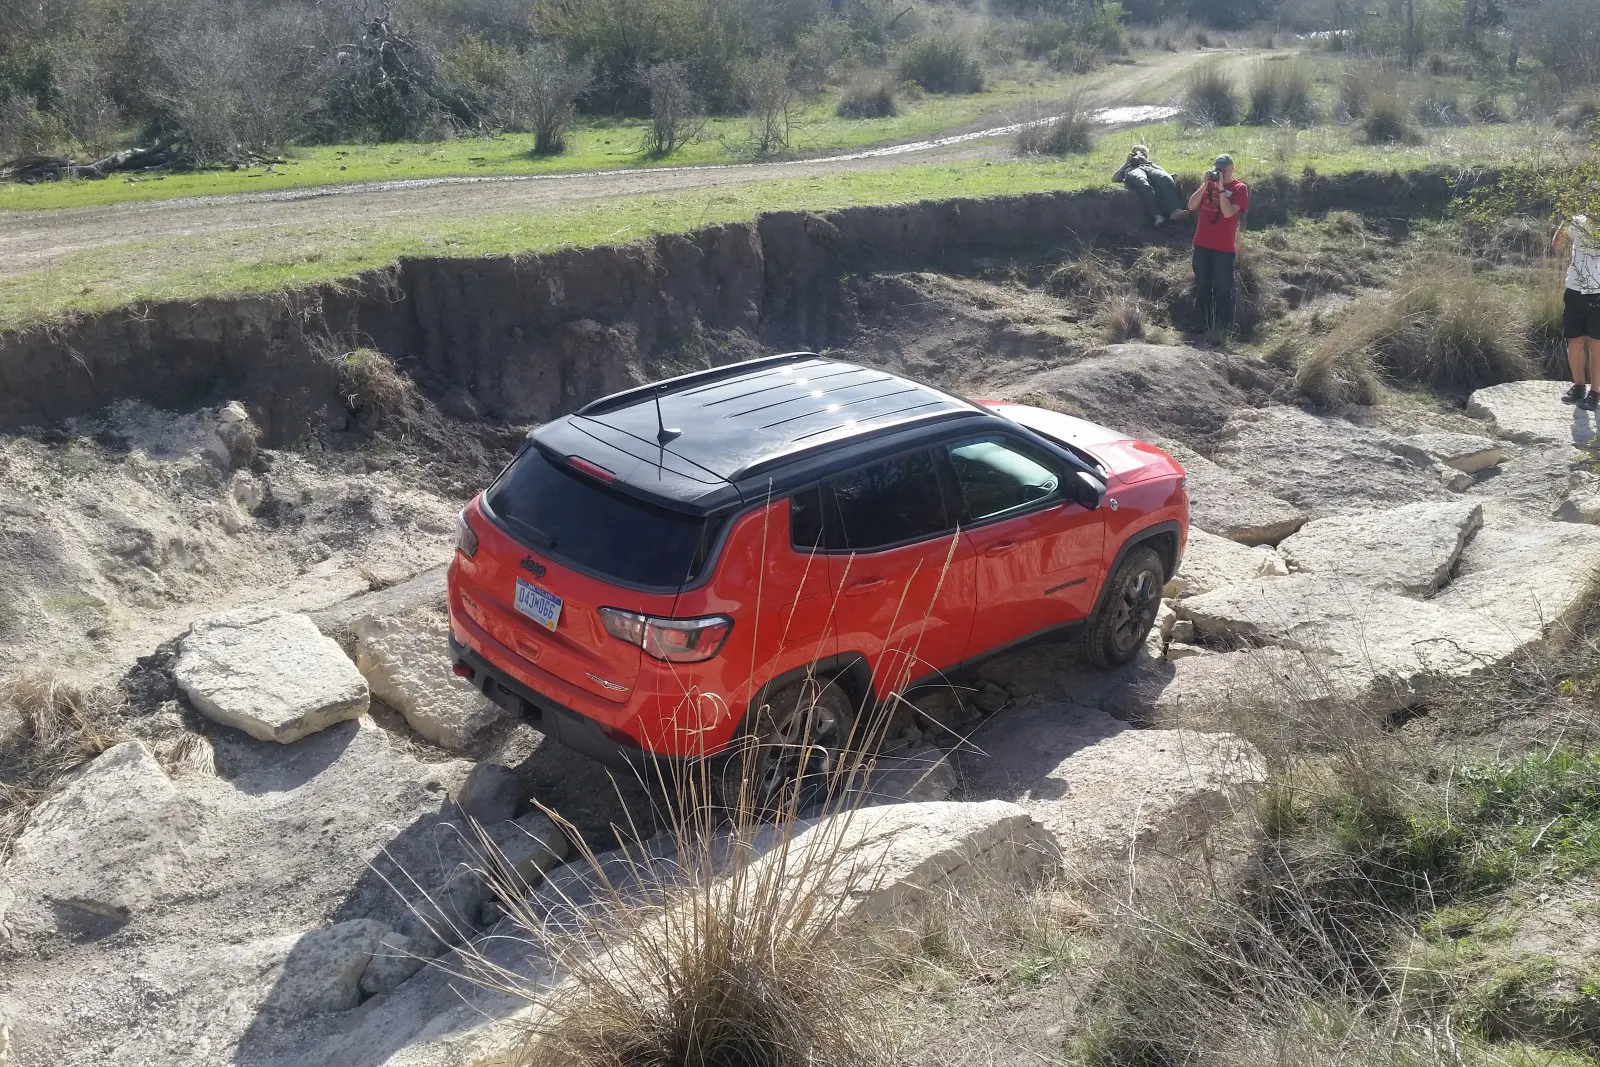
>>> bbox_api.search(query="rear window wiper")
[504,515,557,550]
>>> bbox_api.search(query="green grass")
[0,75,1092,213]
[0,119,1548,331]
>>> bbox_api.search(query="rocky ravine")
[3,360,1598,1067]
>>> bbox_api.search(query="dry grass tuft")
[1015,93,1095,157]
[1364,78,1419,145]
[1276,334,1386,408]
[1102,296,1145,343]
[328,346,419,429]
[1247,59,1316,127]
[0,672,128,857]
[1314,272,1533,393]
[1184,60,1240,127]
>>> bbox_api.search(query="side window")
[947,438,1062,522]
[790,487,825,550]
[829,449,950,551]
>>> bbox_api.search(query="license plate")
[514,578,563,632]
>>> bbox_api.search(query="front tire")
[717,676,858,814]
[1080,546,1166,668]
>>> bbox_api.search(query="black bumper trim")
[449,634,657,770]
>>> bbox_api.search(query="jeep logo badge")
[520,557,548,579]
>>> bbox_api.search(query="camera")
[1205,169,1220,183]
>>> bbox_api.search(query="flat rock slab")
[1437,508,1600,635]
[1278,501,1484,594]
[1400,432,1507,474]
[354,608,510,754]
[175,607,369,743]
[1167,527,1288,598]
[959,704,1263,861]
[291,800,1059,1067]
[1209,406,1448,516]
[0,741,196,943]
[1155,438,1307,545]
[1469,380,1600,447]
[1467,444,1590,515]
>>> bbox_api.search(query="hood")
[981,401,1180,484]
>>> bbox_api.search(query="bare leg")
[1570,337,1588,386]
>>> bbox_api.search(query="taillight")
[456,510,480,558]
[599,608,733,664]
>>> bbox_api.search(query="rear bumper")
[449,632,656,770]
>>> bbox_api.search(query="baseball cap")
[1214,153,1234,169]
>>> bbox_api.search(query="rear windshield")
[486,448,725,588]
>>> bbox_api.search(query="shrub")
[1414,81,1466,127]
[741,54,796,156]
[1103,296,1145,342]
[1336,68,1369,120]
[1364,81,1418,145]
[641,61,701,157]
[1320,273,1533,392]
[1015,94,1095,156]
[1556,89,1600,132]
[836,76,897,120]
[501,44,594,155]
[897,34,983,94]
[1282,333,1385,408]
[1530,280,1569,378]
[1470,90,1508,124]
[1184,60,1239,126]
[329,347,418,428]
[1246,59,1316,126]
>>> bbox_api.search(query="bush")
[1530,280,1569,378]
[1364,81,1418,145]
[897,34,983,95]
[1016,96,1096,156]
[1470,90,1508,124]
[1321,273,1534,392]
[740,54,796,156]
[1414,81,1466,127]
[1184,60,1239,126]
[1556,89,1600,132]
[641,61,701,157]
[1282,333,1385,408]
[1246,59,1316,126]
[836,76,897,120]
[329,347,419,428]
[501,44,594,155]
[1336,68,1369,120]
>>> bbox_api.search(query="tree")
[501,43,592,154]
[641,60,701,156]
[739,53,793,156]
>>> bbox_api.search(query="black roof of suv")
[528,353,1094,515]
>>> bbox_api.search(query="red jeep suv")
[448,353,1186,799]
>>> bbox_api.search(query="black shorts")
[1565,288,1600,340]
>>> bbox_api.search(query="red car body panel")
[448,391,1187,765]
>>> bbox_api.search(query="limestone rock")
[1399,431,1507,475]
[354,608,510,754]
[1469,380,1600,447]
[1437,509,1600,635]
[1128,645,1363,722]
[360,931,431,996]
[1556,470,1600,525]
[853,746,957,806]
[1168,527,1290,598]
[0,741,195,942]
[244,920,390,1017]
[959,705,1264,861]
[455,763,521,824]
[1467,444,1589,515]
[175,607,369,743]
[1277,501,1484,594]
[1155,438,1307,545]
[1210,406,1448,515]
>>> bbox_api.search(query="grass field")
[0,118,1550,331]
[0,73,1101,213]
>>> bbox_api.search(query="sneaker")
[1171,208,1191,221]
[1563,383,1587,404]
[1585,390,1599,412]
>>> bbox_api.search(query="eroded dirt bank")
[0,169,1472,444]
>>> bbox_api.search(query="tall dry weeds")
[0,672,128,858]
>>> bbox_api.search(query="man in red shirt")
[1186,153,1248,336]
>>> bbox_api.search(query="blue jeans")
[1193,247,1236,332]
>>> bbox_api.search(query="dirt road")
[0,51,1247,282]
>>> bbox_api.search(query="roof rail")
[575,352,820,416]
[731,408,986,481]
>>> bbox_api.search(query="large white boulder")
[1278,500,1484,594]
[1167,527,1289,598]
[353,608,510,754]
[1399,431,1507,475]
[1209,406,1449,516]
[958,704,1264,861]
[0,741,195,943]
[1469,380,1600,447]
[175,607,369,743]
[1156,439,1308,545]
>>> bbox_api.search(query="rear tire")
[1079,546,1166,669]
[715,676,857,815]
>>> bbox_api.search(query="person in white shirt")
[1554,213,1600,411]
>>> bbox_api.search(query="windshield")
[486,448,726,588]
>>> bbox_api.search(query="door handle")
[845,577,886,596]
[985,541,1020,557]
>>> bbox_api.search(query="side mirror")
[1073,470,1107,510]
